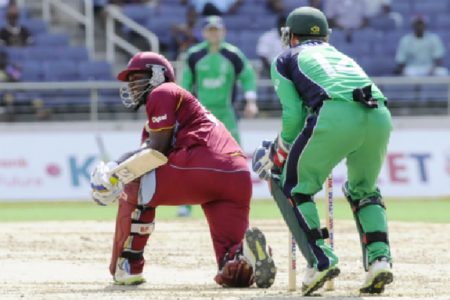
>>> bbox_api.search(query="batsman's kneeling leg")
[110,181,156,285]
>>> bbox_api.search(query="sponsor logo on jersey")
[202,75,225,88]
[152,114,167,123]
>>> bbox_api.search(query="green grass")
[0,197,449,223]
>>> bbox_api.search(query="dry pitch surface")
[1,220,449,300]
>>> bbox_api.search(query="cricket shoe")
[360,257,393,294]
[302,265,340,296]
[243,227,277,288]
[114,258,146,285]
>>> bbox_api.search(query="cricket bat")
[109,148,168,184]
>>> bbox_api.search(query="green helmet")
[281,7,330,46]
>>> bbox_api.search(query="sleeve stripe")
[176,95,183,111]
[148,125,175,132]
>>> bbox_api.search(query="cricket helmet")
[281,7,331,47]
[117,52,175,108]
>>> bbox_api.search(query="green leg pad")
[358,205,391,268]
[270,177,316,267]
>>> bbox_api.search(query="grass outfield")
[0,198,449,223]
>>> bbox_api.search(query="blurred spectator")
[324,0,368,40]
[0,50,21,82]
[369,0,403,30]
[0,5,32,47]
[256,14,286,78]
[31,98,52,121]
[171,7,200,59]
[395,16,448,76]
[0,49,20,122]
[0,92,15,122]
[182,0,242,16]
[308,0,322,10]
[364,0,383,18]
[266,0,283,14]
[0,0,16,8]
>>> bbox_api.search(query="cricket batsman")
[252,7,393,296]
[178,15,259,217]
[89,52,276,288]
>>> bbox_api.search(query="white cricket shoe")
[114,258,145,285]
[360,257,393,294]
[243,227,277,288]
[302,265,340,296]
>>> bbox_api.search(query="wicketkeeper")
[90,52,276,288]
[252,7,393,296]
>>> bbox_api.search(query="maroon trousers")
[110,146,252,275]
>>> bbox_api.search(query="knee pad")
[343,182,389,270]
[138,171,156,205]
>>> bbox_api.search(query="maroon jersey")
[141,82,242,155]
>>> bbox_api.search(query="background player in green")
[178,15,258,217]
[181,15,258,143]
[252,6,393,296]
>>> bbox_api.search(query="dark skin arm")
[144,128,174,155]
[116,128,174,164]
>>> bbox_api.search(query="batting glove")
[90,161,123,206]
[252,140,273,181]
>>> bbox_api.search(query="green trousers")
[282,100,392,270]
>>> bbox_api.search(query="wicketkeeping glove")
[90,161,123,206]
[269,135,291,175]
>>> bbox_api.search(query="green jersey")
[182,41,257,111]
[271,40,386,144]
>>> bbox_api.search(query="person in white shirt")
[325,0,369,31]
[395,16,448,76]
[256,15,286,77]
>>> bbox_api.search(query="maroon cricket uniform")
[111,82,252,274]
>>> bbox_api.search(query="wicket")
[324,174,335,290]
[288,231,296,291]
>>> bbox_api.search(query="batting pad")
[111,149,168,184]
